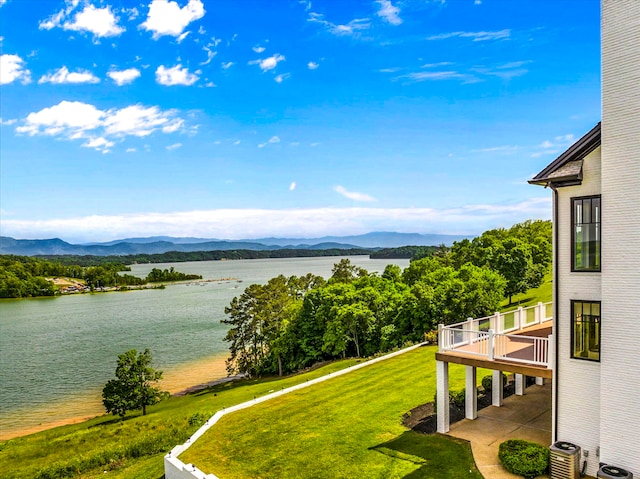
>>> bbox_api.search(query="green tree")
[102,349,166,417]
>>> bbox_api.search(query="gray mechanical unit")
[550,441,581,479]
[597,464,633,479]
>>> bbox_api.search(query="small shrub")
[188,412,210,427]
[433,389,475,409]
[481,372,507,392]
[498,439,549,478]
[423,330,438,344]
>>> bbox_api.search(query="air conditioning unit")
[550,441,581,479]
[598,465,633,479]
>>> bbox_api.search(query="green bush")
[498,439,549,478]
[423,330,438,344]
[481,372,507,392]
[433,388,475,409]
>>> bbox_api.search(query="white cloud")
[166,142,182,150]
[376,0,402,25]
[472,145,518,153]
[307,61,319,70]
[289,182,296,191]
[15,100,185,151]
[0,198,552,242]
[221,61,234,69]
[0,54,31,84]
[398,70,467,82]
[0,117,17,125]
[200,47,216,65]
[334,185,376,202]
[83,136,114,152]
[252,45,266,53]
[177,31,191,43]
[40,3,124,38]
[531,133,576,157]
[426,29,511,42]
[107,68,141,86]
[126,147,137,153]
[38,66,100,84]
[156,64,199,86]
[141,0,205,39]
[274,73,290,83]
[308,12,370,37]
[103,105,179,137]
[258,135,281,148]
[249,54,285,72]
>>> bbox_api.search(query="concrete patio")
[447,382,552,479]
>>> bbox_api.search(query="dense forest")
[37,248,378,267]
[222,220,551,378]
[0,256,200,298]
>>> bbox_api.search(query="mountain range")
[0,232,470,257]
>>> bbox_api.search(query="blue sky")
[1,0,600,242]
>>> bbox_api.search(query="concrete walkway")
[447,383,552,479]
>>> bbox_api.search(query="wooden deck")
[436,324,553,379]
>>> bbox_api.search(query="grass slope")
[181,346,487,479]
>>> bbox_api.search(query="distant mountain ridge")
[0,232,470,257]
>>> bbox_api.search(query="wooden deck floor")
[436,324,553,378]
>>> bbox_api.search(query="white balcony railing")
[438,301,553,368]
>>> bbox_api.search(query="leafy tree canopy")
[102,349,167,417]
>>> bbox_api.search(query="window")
[572,196,601,271]
[571,301,600,361]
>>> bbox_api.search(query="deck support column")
[515,373,525,396]
[492,369,503,407]
[436,360,450,433]
[535,377,545,386]
[465,365,477,419]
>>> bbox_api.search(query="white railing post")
[488,329,495,360]
[466,317,473,345]
[538,301,545,323]
[438,324,444,352]
[547,333,554,370]
[517,306,524,330]
[491,312,500,332]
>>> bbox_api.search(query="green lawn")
[0,359,362,479]
[181,346,487,479]
[500,273,552,310]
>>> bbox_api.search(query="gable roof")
[528,122,601,187]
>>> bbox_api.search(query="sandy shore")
[0,353,232,441]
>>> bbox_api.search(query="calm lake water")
[0,256,408,439]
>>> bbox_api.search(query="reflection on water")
[0,256,408,439]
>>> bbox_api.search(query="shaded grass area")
[181,346,486,479]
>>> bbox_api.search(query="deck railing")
[438,301,552,368]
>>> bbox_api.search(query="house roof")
[528,122,601,187]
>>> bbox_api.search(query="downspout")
[549,182,560,444]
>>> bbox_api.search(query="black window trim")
[570,299,601,363]
[571,194,601,273]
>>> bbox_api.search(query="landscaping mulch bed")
[403,383,517,434]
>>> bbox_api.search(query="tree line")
[222,220,551,378]
[0,256,201,298]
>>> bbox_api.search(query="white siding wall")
[555,147,602,477]
[600,1,640,476]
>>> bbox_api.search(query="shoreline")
[0,353,232,441]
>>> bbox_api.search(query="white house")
[528,1,640,476]
[437,1,639,477]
